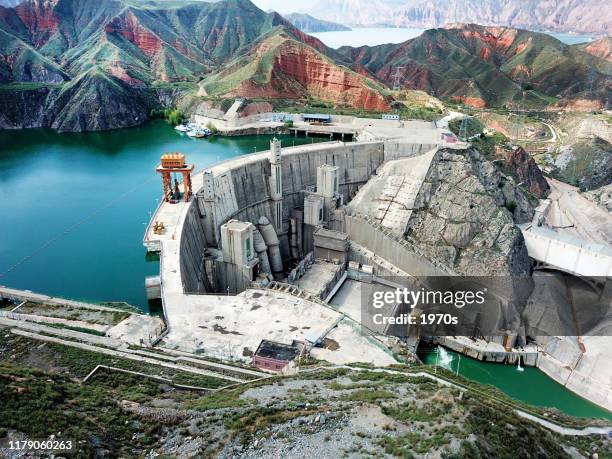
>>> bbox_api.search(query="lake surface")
[0,121,319,310]
[311,27,426,49]
[312,27,593,49]
[420,346,612,420]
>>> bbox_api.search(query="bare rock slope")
[406,147,534,277]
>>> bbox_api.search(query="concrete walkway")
[0,286,133,312]
[10,328,243,383]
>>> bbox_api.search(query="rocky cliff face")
[551,137,612,191]
[406,147,534,277]
[202,28,390,111]
[504,147,550,199]
[584,184,612,212]
[14,0,58,47]
[0,70,154,131]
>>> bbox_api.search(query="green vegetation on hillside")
[151,107,185,125]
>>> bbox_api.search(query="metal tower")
[392,66,405,91]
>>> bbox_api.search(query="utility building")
[220,220,256,267]
[313,227,350,264]
[317,164,339,198]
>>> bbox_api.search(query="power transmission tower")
[393,66,404,92]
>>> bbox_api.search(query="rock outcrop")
[584,183,612,212]
[406,147,534,277]
[202,28,390,111]
[504,146,550,198]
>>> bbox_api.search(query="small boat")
[175,124,190,133]
[187,128,207,138]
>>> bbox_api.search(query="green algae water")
[420,346,612,420]
[0,121,321,310]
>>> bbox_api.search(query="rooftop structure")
[156,153,195,203]
[303,113,332,124]
[252,339,303,372]
[313,228,350,264]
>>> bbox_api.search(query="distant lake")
[311,27,426,48]
[545,31,594,45]
[312,27,594,49]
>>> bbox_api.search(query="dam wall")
[383,141,439,161]
[180,201,210,294]
[205,141,386,250]
[344,213,452,277]
[176,140,442,293]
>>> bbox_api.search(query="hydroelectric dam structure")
[142,117,612,411]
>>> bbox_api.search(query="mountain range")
[0,0,610,131]
[282,0,611,36]
[283,13,350,33]
[339,24,612,109]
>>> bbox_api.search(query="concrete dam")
[143,118,612,411]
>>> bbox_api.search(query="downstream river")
[0,121,609,420]
[420,347,612,420]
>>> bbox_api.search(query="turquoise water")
[0,122,319,310]
[312,27,593,49]
[420,346,612,420]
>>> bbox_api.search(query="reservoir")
[0,121,319,310]
[0,121,609,421]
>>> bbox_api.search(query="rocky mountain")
[200,27,390,110]
[0,0,609,131]
[292,0,611,35]
[0,0,390,131]
[579,36,612,62]
[406,147,534,277]
[0,0,295,130]
[284,13,350,33]
[338,24,612,109]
